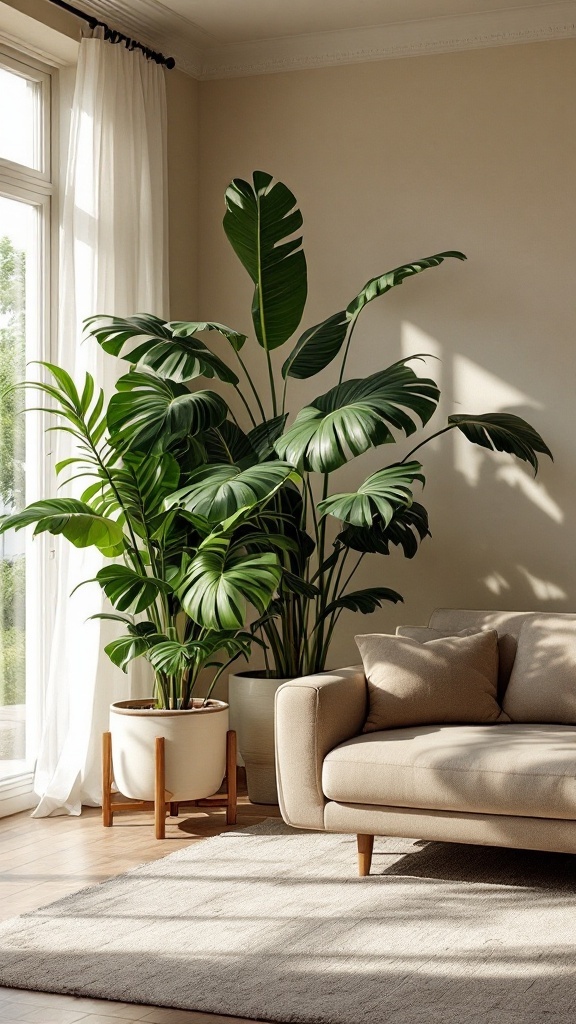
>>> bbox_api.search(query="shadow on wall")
[320,308,570,665]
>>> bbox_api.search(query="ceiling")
[78,0,576,77]
[152,0,574,47]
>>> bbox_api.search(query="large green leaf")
[107,370,228,453]
[147,632,254,679]
[449,413,552,474]
[281,312,348,380]
[85,314,239,384]
[223,172,307,351]
[345,251,466,320]
[87,452,181,524]
[104,622,161,673]
[94,565,171,614]
[338,501,430,559]
[317,462,424,528]
[176,541,281,630]
[166,462,294,523]
[275,360,439,472]
[246,414,288,461]
[281,252,466,380]
[203,421,255,467]
[0,499,124,556]
[322,587,403,616]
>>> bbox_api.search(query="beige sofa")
[275,609,576,875]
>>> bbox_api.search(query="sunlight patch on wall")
[517,568,567,601]
[452,355,540,486]
[483,572,510,596]
[496,464,563,524]
[401,322,442,391]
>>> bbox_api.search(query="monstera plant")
[0,363,292,707]
[83,171,551,685]
[0,170,552,806]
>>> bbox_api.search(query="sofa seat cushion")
[322,724,576,820]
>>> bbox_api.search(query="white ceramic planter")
[110,698,229,803]
[228,673,289,804]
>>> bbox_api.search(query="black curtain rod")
[46,0,176,68]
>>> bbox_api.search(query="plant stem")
[233,348,267,423]
[337,316,358,385]
[233,384,258,428]
[265,349,278,417]
[401,425,453,463]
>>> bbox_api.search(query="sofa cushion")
[427,610,539,692]
[356,630,502,731]
[322,724,576,820]
[397,624,512,701]
[502,614,576,723]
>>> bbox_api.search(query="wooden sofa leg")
[357,834,374,877]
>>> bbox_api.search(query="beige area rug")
[0,819,575,1024]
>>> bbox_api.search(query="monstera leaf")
[107,370,228,452]
[322,587,403,617]
[104,621,161,672]
[275,360,439,473]
[223,171,307,351]
[318,462,424,528]
[338,502,430,559]
[282,251,465,380]
[0,499,124,556]
[86,314,240,384]
[449,413,552,474]
[176,539,282,630]
[166,462,294,523]
[93,565,171,614]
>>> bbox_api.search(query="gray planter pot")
[228,672,290,804]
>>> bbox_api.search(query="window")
[0,46,52,810]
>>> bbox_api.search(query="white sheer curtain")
[33,30,168,816]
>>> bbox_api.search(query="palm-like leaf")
[166,462,295,523]
[281,252,465,380]
[318,462,424,528]
[104,622,161,672]
[86,314,240,384]
[281,312,348,380]
[339,501,430,559]
[203,421,255,467]
[223,171,307,350]
[346,251,466,319]
[322,587,403,616]
[107,370,228,453]
[275,360,439,472]
[449,413,552,474]
[176,540,281,630]
[247,415,288,461]
[0,499,124,556]
[94,565,171,614]
[147,632,254,679]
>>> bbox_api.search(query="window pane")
[0,66,41,170]
[0,195,39,777]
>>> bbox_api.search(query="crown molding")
[42,1,576,79]
[199,3,576,80]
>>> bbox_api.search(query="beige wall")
[0,0,199,317]
[198,41,576,668]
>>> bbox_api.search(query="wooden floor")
[0,778,282,1024]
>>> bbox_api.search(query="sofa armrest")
[275,666,367,830]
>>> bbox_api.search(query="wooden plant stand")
[102,729,238,839]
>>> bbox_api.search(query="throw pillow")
[396,624,512,700]
[502,614,576,723]
[356,630,502,732]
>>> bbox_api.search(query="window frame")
[0,43,55,814]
